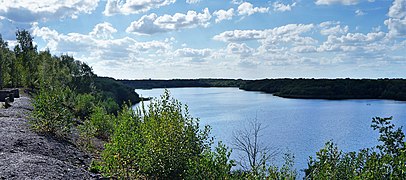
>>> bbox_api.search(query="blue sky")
[0,0,405,79]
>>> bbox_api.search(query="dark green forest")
[119,79,243,89]
[122,78,406,101]
[241,79,406,101]
[1,31,405,179]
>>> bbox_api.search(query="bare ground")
[0,95,96,179]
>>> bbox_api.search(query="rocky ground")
[0,94,95,179]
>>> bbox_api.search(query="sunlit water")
[132,87,406,177]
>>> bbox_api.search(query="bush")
[73,93,96,121]
[100,90,234,179]
[31,86,74,137]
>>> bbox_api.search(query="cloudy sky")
[0,0,405,79]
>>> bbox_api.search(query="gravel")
[0,95,95,180]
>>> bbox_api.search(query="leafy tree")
[15,29,39,88]
[101,104,142,179]
[30,85,75,137]
[100,90,234,179]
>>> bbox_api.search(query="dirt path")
[0,95,94,179]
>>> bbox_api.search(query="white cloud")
[103,0,176,16]
[319,21,349,35]
[213,29,266,42]
[126,8,212,35]
[89,22,117,39]
[237,2,269,16]
[291,45,317,53]
[355,9,365,16]
[315,0,360,5]
[0,0,99,22]
[231,0,243,5]
[186,0,201,4]
[273,2,297,12]
[318,31,387,52]
[32,24,172,65]
[226,42,255,57]
[385,0,406,37]
[175,48,212,57]
[213,8,234,23]
[214,24,315,43]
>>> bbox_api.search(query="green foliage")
[73,93,96,120]
[94,77,140,106]
[268,153,297,180]
[305,116,406,179]
[101,104,142,179]
[185,141,235,179]
[77,119,97,152]
[88,106,115,140]
[30,86,75,137]
[100,97,120,115]
[100,90,234,179]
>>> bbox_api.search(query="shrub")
[73,93,96,121]
[100,90,234,179]
[31,85,74,137]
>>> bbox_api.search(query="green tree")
[30,85,75,137]
[100,90,234,179]
[15,29,39,88]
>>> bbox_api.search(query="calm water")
[133,87,406,176]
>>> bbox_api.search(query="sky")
[0,0,405,80]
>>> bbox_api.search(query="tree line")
[121,78,406,101]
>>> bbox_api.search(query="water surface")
[133,87,406,176]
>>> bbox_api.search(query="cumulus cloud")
[213,29,266,42]
[226,42,255,57]
[385,0,406,37]
[231,0,243,5]
[0,0,99,22]
[103,0,176,16]
[186,0,201,4]
[315,0,360,5]
[213,24,314,43]
[89,22,117,39]
[213,8,234,23]
[272,1,297,12]
[318,31,387,52]
[237,2,269,16]
[355,9,365,16]
[32,24,172,63]
[319,21,349,35]
[175,48,212,57]
[126,8,212,35]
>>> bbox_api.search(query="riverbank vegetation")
[1,31,405,179]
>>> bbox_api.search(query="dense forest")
[119,79,244,89]
[122,78,406,101]
[1,31,406,179]
[241,79,406,101]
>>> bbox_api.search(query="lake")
[133,87,406,176]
